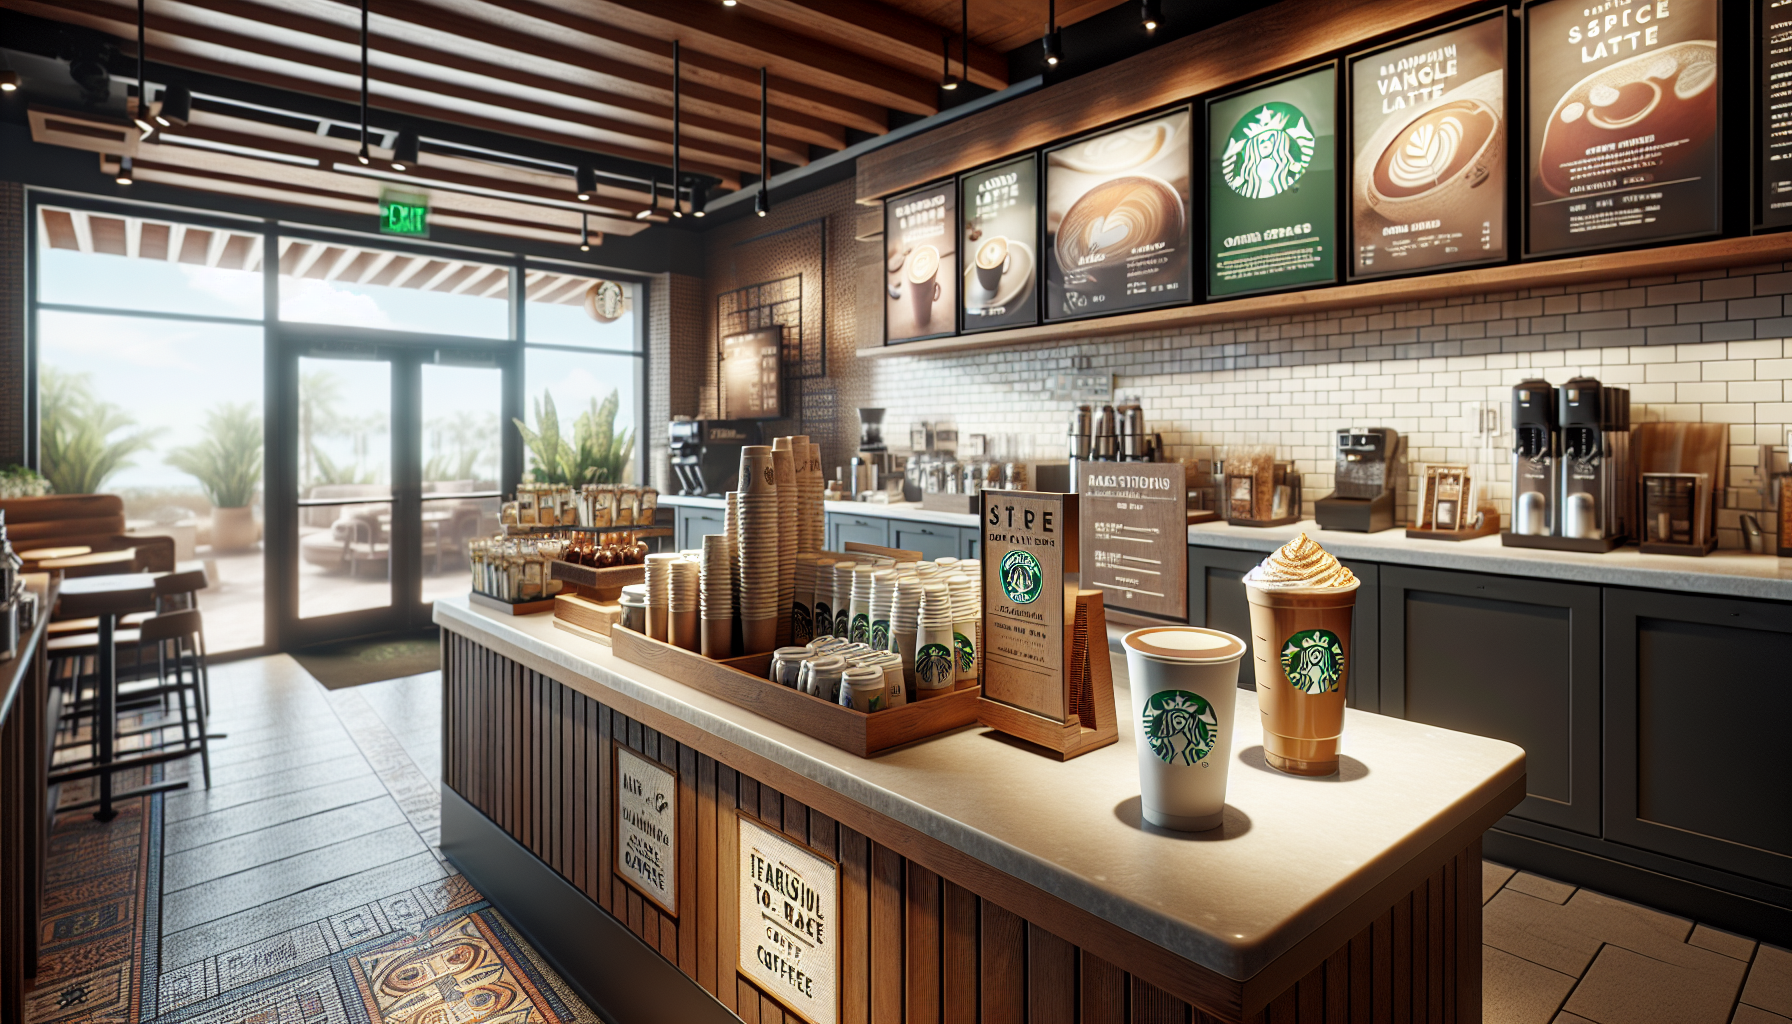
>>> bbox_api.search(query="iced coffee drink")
[1243,533,1357,776]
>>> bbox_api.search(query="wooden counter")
[0,575,54,1024]
[436,595,1524,1023]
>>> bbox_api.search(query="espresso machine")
[1315,428,1401,532]
[1509,379,1558,538]
[668,418,760,497]
[1558,377,1631,544]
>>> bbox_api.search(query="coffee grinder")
[668,418,760,497]
[1509,380,1558,538]
[1315,428,1401,532]
[1558,377,1631,546]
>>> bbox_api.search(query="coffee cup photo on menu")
[885,179,958,343]
[1044,107,1193,323]
[1349,13,1508,278]
[960,154,1040,332]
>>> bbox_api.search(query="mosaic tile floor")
[25,657,602,1024]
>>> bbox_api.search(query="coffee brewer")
[1315,428,1401,532]
[1558,377,1631,542]
[668,418,760,497]
[1510,380,1558,537]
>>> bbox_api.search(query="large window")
[277,239,510,339]
[519,274,643,484]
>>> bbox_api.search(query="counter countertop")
[1187,519,1792,602]
[436,594,1524,982]
[661,493,983,529]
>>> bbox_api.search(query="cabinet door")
[1380,565,1599,835]
[1605,588,1792,887]
[827,513,889,552]
[960,527,980,560]
[1186,545,1380,709]
[891,523,959,562]
[676,508,727,551]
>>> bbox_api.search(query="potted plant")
[167,403,263,552]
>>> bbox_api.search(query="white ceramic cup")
[1121,626,1247,832]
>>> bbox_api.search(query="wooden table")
[53,573,187,820]
[36,548,136,578]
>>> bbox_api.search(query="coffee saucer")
[963,241,1036,314]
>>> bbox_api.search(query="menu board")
[615,745,677,916]
[1044,108,1194,321]
[884,180,957,343]
[1526,0,1721,255]
[1208,66,1339,298]
[720,328,782,419]
[1349,15,1507,278]
[1762,0,1792,228]
[1077,463,1188,621]
[738,815,837,1024]
[960,155,1040,332]
[981,490,1079,723]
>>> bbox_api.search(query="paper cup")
[1122,626,1247,832]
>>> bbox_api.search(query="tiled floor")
[1481,860,1792,1024]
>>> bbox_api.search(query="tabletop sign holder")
[1076,462,1189,622]
[976,491,1118,761]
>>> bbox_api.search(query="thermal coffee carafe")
[1091,404,1118,461]
[1510,380,1558,537]
[1067,405,1092,461]
[1314,428,1401,532]
[1116,403,1147,461]
[1558,377,1631,541]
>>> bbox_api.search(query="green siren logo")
[792,604,812,645]
[813,601,832,638]
[1280,629,1345,694]
[871,618,891,651]
[1221,102,1316,199]
[954,631,975,673]
[999,549,1044,605]
[1142,690,1218,766]
[835,608,851,639]
[916,643,954,687]
[850,613,870,645]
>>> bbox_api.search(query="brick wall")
[648,271,707,493]
[0,181,22,467]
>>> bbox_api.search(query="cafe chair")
[112,609,214,789]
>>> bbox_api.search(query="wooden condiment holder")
[1406,513,1500,542]
[975,590,1119,761]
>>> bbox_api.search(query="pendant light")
[672,41,683,217]
[116,155,134,185]
[357,0,370,164]
[579,211,591,251]
[692,180,707,217]
[132,0,155,137]
[391,127,417,171]
[155,83,189,126]
[941,35,957,91]
[0,51,19,92]
[755,67,769,217]
[1140,0,1160,33]
[576,166,595,201]
[1042,0,1062,67]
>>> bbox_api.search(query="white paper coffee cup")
[1122,626,1247,832]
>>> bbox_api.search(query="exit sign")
[379,191,429,237]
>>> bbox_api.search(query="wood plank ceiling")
[6,0,1131,249]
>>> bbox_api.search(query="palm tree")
[39,366,160,495]
[166,403,263,508]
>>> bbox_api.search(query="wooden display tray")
[1499,532,1623,553]
[550,561,645,600]
[1228,513,1302,529]
[1639,536,1719,557]
[1406,515,1500,543]
[553,616,613,647]
[555,592,622,636]
[609,625,982,757]
[469,591,557,616]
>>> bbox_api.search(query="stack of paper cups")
[868,569,898,653]
[791,556,817,645]
[700,535,735,658]
[669,556,700,652]
[809,556,838,639]
[870,651,907,709]
[914,561,941,582]
[770,441,797,646]
[726,491,742,654]
[643,552,680,642]
[831,561,858,641]
[947,572,979,685]
[848,565,878,644]
[958,560,983,679]
[889,575,923,697]
[737,446,781,653]
[914,582,957,697]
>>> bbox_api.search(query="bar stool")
[114,609,214,789]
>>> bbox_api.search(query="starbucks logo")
[850,614,870,645]
[792,604,812,645]
[1221,102,1317,199]
[835,608,851,639]
[1141,690,1218,766]
[1280,629,1345,694]
[917,643,954,687]
[999,549,1044,605]
[871,619,891,651]
[813,601,832,638]
[954,631,975,673]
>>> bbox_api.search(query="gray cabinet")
[827,512,889,552]
[963,528,980,560]
[1185,545,1381,710]
[1379,566,1601,836]
[1605,588,1792,887]
[675,505,727,551]
[891,523,960,562]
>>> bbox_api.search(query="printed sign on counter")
[1761,0,1792,228]
[738,814,838,1024]
[614,745,678,916]
[1208,66,1339,298]
[1525,0,1721,255]
[1044,107,1194,322]
[1349,14,1508,277]
[960,154,1040,332]
[1077,463,1188,621]
[981,490,1079,723]
[885,180,958,343]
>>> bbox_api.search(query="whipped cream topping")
[1243,532,1358,591]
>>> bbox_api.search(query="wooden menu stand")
[1405,513,1500,542]
[976,590,1118,761]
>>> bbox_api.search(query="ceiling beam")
[738,0,1008,91]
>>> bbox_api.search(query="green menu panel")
[1208,66,1339,299]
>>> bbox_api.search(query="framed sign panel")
[1207,65,1340,299]
[884,180,957,343]
[1760,0,1792,229]
[614,743,677,917]
[1525,0,1721,256]
[1349,13,1509,278]
[720,328,783,419]
[960,154,1041,332]
[1044,107,1194,322]
[737,813,838,1024]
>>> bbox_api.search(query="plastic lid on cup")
[1122,626,1246,663]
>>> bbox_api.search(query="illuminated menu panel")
[1762,0,1792,228]
[884,180,957,343]
[960,155,1041,332]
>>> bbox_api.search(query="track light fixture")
[391,127,418,171]
[132,0,156,138]
[636,174,656,219]
[0,52,19,93]
[1042,0,1061,67]
[692,182,707,218]
[722,0,737,6]
[116,155,134,185]
[1140,0,1160,32]
[357,0,370,164]
[757,66,770,218]
[941,34,958,91]
[576,165,595,201]
[155,83,190,126]
[755,190,768,217]
[672,41,684,217]
[579,212,591,251]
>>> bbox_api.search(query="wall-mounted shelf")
[859,233,1792,361]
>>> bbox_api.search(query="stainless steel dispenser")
[1510,380,1557,537]
[1314,428,1401,532]
[1558,377,1631,542]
